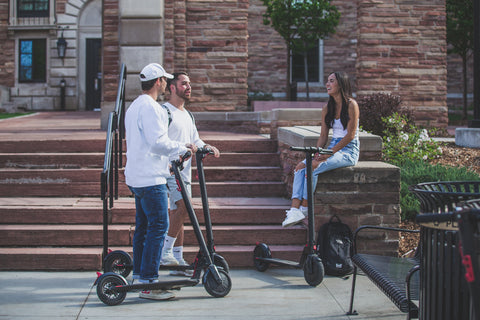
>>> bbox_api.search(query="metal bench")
[347,225,420,319]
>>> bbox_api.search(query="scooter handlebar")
[290,146,333,155]
[197,146,214,155]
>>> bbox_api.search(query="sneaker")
[160,249,179,266]
[139,289,175,300]
[169,259,194,277]
[282,208,305,228]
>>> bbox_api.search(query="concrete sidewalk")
[0,269,408,320]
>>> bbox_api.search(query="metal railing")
[100,63,127,261]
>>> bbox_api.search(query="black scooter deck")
[114,279,199,292]
[257,257,301,268]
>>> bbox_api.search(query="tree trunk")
[303,48,310,101]
[462,53,468,120]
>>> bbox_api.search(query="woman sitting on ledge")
[282,71,360,227]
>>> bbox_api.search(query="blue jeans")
[128,184,169,281]
[291,138,360,201]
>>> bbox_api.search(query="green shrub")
[381,113,442,166]
[358,93,414,136]
[399,159,480,221]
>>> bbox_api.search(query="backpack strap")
[161,104,173,126]
[161,104,194,127]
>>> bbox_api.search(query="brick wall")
[0,1,14,88]
[356,0,448,127]
[102,0,120,104]
[247,0,358,100]
[164,0,249,112]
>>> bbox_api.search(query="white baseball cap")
[139,63,174,82]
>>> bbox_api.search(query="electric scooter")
[95,151,232,305]
[101,147,229,277]
[253,146,333,287]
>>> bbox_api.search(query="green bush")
[399,159,480,221]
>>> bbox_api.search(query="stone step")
[0,224,306,247]
[0,136,277,154]
[0,197,291,225]
[0,180,286,198]
[0,245,304,270]
[0,152,280,168]
[0,166,283,182]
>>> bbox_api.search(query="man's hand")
[205,145,220,158]
[185,143,198,153]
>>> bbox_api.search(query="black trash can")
[410,181,480,320]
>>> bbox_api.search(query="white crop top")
[331,118,359,139]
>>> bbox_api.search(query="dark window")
[19,39,46,83]
[18,0,49,17]
[292,41,319,83]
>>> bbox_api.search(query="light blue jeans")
[129,184,169,281]
[291,138,360,201]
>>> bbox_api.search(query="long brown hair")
[324,72,352,130]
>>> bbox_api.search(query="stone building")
[0,0,472,128]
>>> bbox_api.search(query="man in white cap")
[124,63,196,300]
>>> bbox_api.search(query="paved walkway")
[0,269,407,319]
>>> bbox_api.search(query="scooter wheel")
[253,243,271,272]
[103,250,133,278]
[213,253,230,273]
[96,272,128,306]
[203,267,232,298]
[303,254,324,287]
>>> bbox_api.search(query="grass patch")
[0,112,34,120]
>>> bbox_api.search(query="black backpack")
[316,215,354,276]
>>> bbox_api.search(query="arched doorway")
[78,0,102,111]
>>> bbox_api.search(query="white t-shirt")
[124,94,187,187]
[163,102,206,182]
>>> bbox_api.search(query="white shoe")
[282,208,306,227]
[169,259,194,277]
[160,249,179,266]
[139,289,175,300]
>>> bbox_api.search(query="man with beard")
[160,72,220,276]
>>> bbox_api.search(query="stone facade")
[0,0,472,128]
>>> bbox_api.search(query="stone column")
[101,0,168,129]
[356,0,448,128]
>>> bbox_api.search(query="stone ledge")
[455,128,480,148]
[278,126,382,161]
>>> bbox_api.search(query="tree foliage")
[262,0,340,100]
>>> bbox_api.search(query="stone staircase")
[0,131,307,270]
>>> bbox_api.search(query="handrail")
[100,63,127,262]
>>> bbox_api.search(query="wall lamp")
[56,26,69,59]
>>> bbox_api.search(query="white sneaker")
[169,259,194,277]
[282,208,305,227]
[139,289,175,300]
[160,249,179,266]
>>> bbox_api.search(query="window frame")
[18,38,47,83]
[290,39,325,86]
[17,0,49,18]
